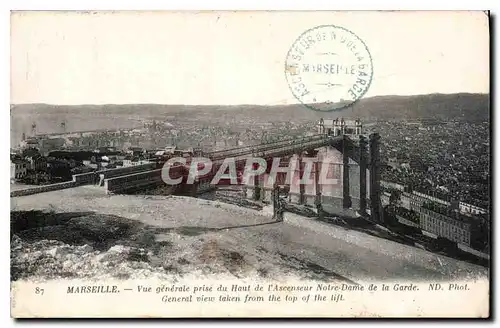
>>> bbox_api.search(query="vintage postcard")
[10,10,490,318]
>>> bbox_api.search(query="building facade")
[26,156,47,172]
[385,188,488,251]
[458,202,488,215]
[417,204,473,246]
[317,118,362,136]
[11,159,28,180]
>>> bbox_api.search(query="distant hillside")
[11,93,489,122]
[10,93,489,147]
[348,93,490,121]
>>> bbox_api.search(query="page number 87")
[35,287,44,295]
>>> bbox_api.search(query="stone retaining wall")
[72,172,98,184]
[10,181,79,197]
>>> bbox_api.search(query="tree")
[389,190,402,208]
[21,147,40,158]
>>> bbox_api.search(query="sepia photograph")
[9,10,490,318]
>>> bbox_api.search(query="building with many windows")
[10,158,28,180]
[317,118,362,136]
[417,201,487,249]
[458,202,488,215]
[384,187,489,252]
[26,155,47,172]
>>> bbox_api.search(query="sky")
[10,10,489,105]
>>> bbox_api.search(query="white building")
[11,159,28,180]
[459,202,488,215]
[317,118,362,136]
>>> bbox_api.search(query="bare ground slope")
[11,186,487,283]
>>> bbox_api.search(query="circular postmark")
[285,25,373,112]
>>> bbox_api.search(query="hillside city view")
[10,94,491,280]
[9,11,492,319]
[11,99,490,211]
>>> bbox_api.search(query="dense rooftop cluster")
[368,120,490,208]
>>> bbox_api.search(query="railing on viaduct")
[207,134,334,161]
